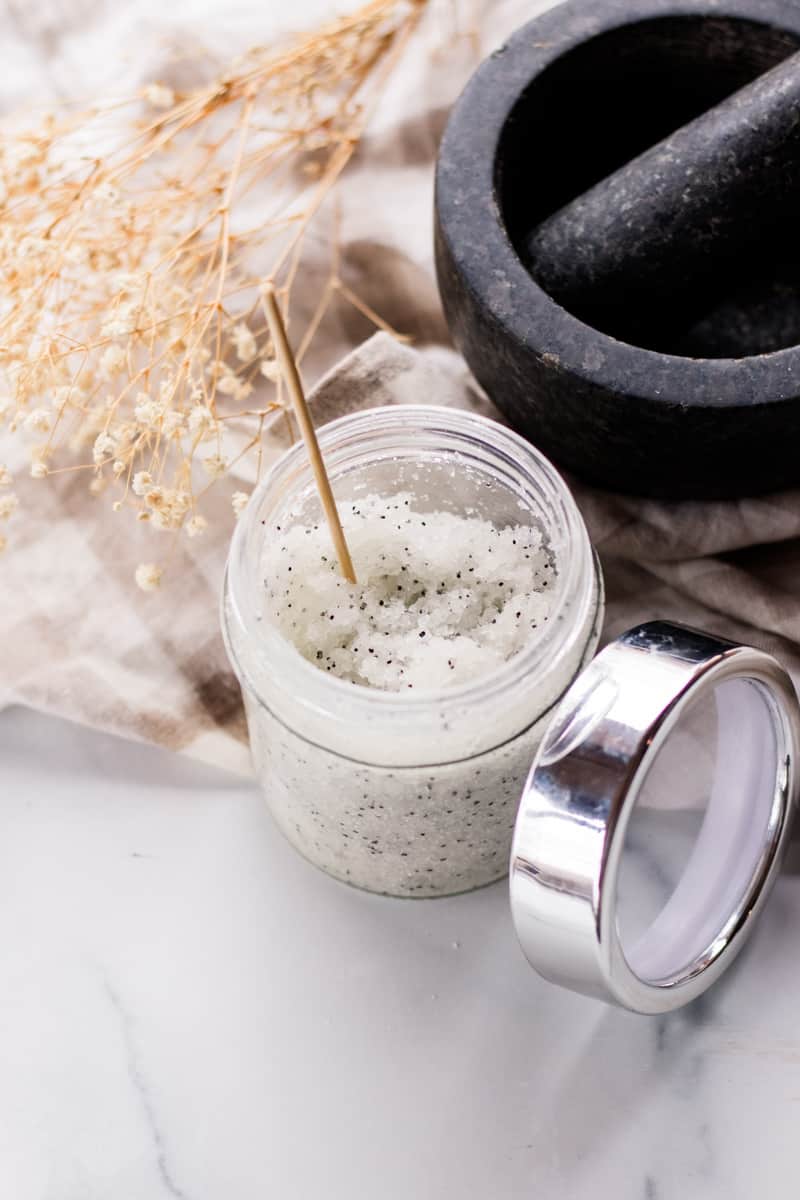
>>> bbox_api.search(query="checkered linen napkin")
[6,330,800,774]
[4,0,800,772]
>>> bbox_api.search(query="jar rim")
[223,404,596,733]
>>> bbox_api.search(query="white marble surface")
[2,705,800,1199]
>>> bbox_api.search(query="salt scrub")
[222,404,604,898]
[248,696,549,896]
[263,494,554,692]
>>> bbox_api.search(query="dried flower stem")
[0,0,429,579]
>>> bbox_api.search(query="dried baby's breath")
[0,493,19,519]
[143,83,175,110]
[135,562,163,591]
[202,454,228,480]
[0,0,425,563]
[259,359,281,382]
[186,514,208,538]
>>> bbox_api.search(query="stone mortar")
[434,0,800,499]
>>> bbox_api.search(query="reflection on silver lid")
[510,622,800,1014]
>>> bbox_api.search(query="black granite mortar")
[434,0,800,499]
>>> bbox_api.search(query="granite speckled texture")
[525,47,800,349]
[435,0,800,499]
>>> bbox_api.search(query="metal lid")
[510,621,800,1013]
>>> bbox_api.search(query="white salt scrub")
[264,493,554,692]
[223,405,603,898]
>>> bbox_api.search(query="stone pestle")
[525,48,800,346]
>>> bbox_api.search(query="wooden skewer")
[262,284,357,585]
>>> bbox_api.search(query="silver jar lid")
[510,621,800,1014]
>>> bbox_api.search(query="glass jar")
[222,405,603,897]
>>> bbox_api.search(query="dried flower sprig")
[0,0,426,585]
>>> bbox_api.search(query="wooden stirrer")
[262,284,357,584]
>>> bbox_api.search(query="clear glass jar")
[222,405,603,897]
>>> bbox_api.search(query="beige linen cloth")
[3,0,800,775]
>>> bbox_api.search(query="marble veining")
[103,978,188,1200]
[2,704,800,1199]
